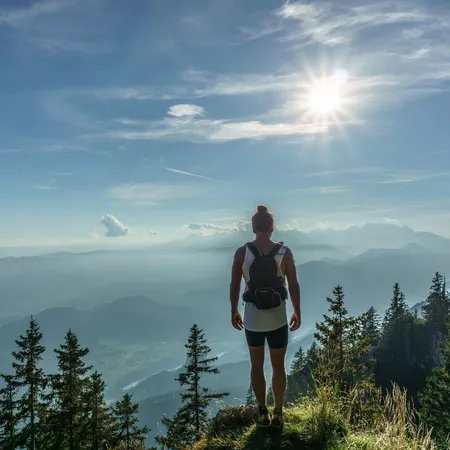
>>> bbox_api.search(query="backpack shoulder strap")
[245,242,261,258]
[268,243,283,258]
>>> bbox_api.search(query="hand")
[289,311,301,332]
[231,311,244,331]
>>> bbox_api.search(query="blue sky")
[1,0,450,248]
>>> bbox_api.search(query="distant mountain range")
[1,223,449,405]
[1,223,449,318]
[305,223,450,254]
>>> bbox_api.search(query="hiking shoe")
[256,407,270,428]
[271,409,284,429]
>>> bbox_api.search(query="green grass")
[194,385,438,450]
[195,404,347,450]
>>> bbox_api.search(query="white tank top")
[242,243,288,332]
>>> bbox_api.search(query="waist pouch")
[243,286,287,310]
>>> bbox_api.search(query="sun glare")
[306,69,349,118]
[308,80,341,114]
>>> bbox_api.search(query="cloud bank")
[186,220,250,235]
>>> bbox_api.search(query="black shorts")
[245,325,288,349]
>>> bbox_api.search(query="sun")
[306,69,349,119]
[308,80,341,114]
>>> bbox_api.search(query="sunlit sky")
[1,0,450,248]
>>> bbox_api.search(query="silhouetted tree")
[156,324,228,449]
[422,273,450,368]
[315,286,374,393]
[112,393,148,450]
[383,283,408,328]
[0,374,18,450]
[290,346,305,374]
[376,283,428,399]
[245,384,256,406]
[422,272,449,334]
[286,346,311,403]
[84,372,113,450]
[11,316,47,450]
[47,329,91,450]
[364,306,381,348]
[420,330,450,446]
[306,341,320,368]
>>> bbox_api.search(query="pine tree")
[48,329,92,450]
[383,283,408,328]
[84,372,113,450]
[245,384,256,406]
[376,283,428,399]
[422,272,445,328]
[156,324,228,449]
[315,286,348,381]
[314,286,374,392]
[0,375,18,450]
[177,325,229,442]
[364,306,381,348]
[157,412,188,450]
[112,393,149,450]
[419,330,450,445]
[290,346,305,374]
[11,316,47,450]
[348,310,376,382]
[422,273,450,365]
[377,284,412,379]
[285,345,311,404]
[315,286,352,389]
[306,341,320,368]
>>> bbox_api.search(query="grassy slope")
[193,385,438,450]
[194,407,377,450]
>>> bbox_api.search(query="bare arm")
[283,249,301,330]
[230,247,245,313]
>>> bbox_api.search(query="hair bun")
[257,204,269,213]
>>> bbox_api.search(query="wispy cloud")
[100,105,327,144]
[277,2,431,46]
[0,0,107,53]
[241,1,450,107]
[297,185,349,194]
[378,171,450,184]
[305,167,381,178]
[42,92,100,129]
[33,184,57,190]
[165,167,213,181]
[22,0,450,151]
[0,0,75,26]
[97,71,303,101]
[108,183,203,206]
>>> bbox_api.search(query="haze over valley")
[1,222,449,442]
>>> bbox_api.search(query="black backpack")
[243,242,288,310]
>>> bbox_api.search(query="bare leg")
[248,346,266,407]
[269,346,287,409]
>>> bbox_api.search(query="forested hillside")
[1,272,449,449]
